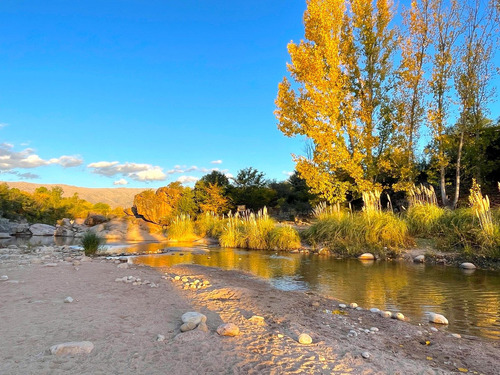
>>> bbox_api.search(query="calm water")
[127,244,500,340]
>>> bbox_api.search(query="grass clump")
[304,201,412,257]
[166,214,197,241]
[406,203,445,237]
[80,231,105,256]
[268,225,301,250]
[195,212,226,238]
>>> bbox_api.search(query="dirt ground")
[1,245,499,374]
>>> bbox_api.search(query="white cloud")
[88,161,167,182]
[210,160,222,164]
[0,143,83,171]
[225,173,234,179]
[282,171,294,177]
[177,175,199,184]
[113,178,129,186]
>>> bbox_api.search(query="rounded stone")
[217,323,240,337]
[369,308,380,313]
[338,303,347,309]
[379,311,392,318]
[395,313,405,321]
[413,255,425,263]
[180,321,197,332]
[298,333,312,345]
[459,262,476,270]
[361,352,370,359]
[50,341,94,355]
[181,312,206,325]
[64,296,74,303]
[349,302,358,309]
[428,312,448,325]
[358,253,375,260]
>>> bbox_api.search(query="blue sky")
[0,1,499,189]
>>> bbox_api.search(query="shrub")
[166,215,197,241]
[195,212,225,238]
[268,225,301,250]
[81,231,105,256]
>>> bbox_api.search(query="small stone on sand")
[298,333,312,345]
[49,341,94,355]
[217,323,240,337]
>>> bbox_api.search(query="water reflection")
[133,247,500,340]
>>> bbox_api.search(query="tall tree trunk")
[452,131,464,208]
[440,165,449,207]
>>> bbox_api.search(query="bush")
[405,203,445,237]
[80,231,105,256]
[195,212,225,238]
[166,215,197,241]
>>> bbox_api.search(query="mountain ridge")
[0,181,150,208]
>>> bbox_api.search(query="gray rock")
[49,341,94,355]
[1,275,8,281]
[459,262,476,270]
[430,327,438,332]
[379,311,392,318]
[428,312,449,325]
[451,333,461,338]
[29,224,56,236]
[413,255,425,263]
[44,263,58,267]
[361,352,371,359]
[180,321,197,332]
[156,334,165,342]
[216,323,240,337]
[0,232,11,239]
[348,330,358,337]
[370,327,379,332]
[197,322,209,332]
[64,296,74,303]
[181,312,207,326]
[297,333,312,345]
[369,308,380,313]
[338,304,347,309]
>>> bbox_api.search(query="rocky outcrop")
[29,224,56,236]
[55,218,88,238]
[84,214,108,227]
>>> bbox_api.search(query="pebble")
[1,275,8,281]
[197,322,209,332]
[156,334,165,342]
[430,327,438,332]
[117,263,129,269]
[311,301,320,307]
[217,323,240,337]
[379,311,392,318]
[338,304,347,309]
[428,312,448,325]
[370,327,379,332]
[395,312,405,321]
[248,315,266,325]
[349,303,358,308]
[174,276,181,281]
[348,330,358,337]
[50,341,94,355]
[64,296,74,303]
[361,352,371,359]
[298,333,312,345]
[356,307,363,311]
[451,333,461,338]
[369,308,380,313]
[45,263,58,267]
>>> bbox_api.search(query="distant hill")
[0,181,150,208]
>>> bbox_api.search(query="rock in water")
[298,333,312,345]
[217,323,240,337]
[428,312,449,325]
[413,255,425,263]
[29,224,56,236]
[181,312,206,326]
[459,262,476,270]
[50,341,94,355]
[358,253,375,260]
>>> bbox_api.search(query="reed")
[469,179,494,237]
[166,214,197,241]
[407,184,438,207]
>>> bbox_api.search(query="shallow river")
[5,237,499,339]
[115,242,500,340]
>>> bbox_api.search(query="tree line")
[275,0,500,207]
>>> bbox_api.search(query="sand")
[1,245,499,374]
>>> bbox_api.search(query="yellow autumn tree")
[275,0,396,203]
[198,183,231,215]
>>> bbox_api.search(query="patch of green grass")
[80,231,105,256]
[268,225,301,250]
[166,215,197,241]
[405,203,445,237]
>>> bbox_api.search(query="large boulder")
[29,224,56,236]
[55,218,88,237]
[133,186,183,225]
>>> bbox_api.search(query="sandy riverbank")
[1,245,499,374]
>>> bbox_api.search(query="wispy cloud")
[0,143,83,171]
[113,178,129,186]
[282,170,294,177]
[210,160,222,164]
[177,175,199,184]
[87,161,167,182]
[0,123,8,128]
